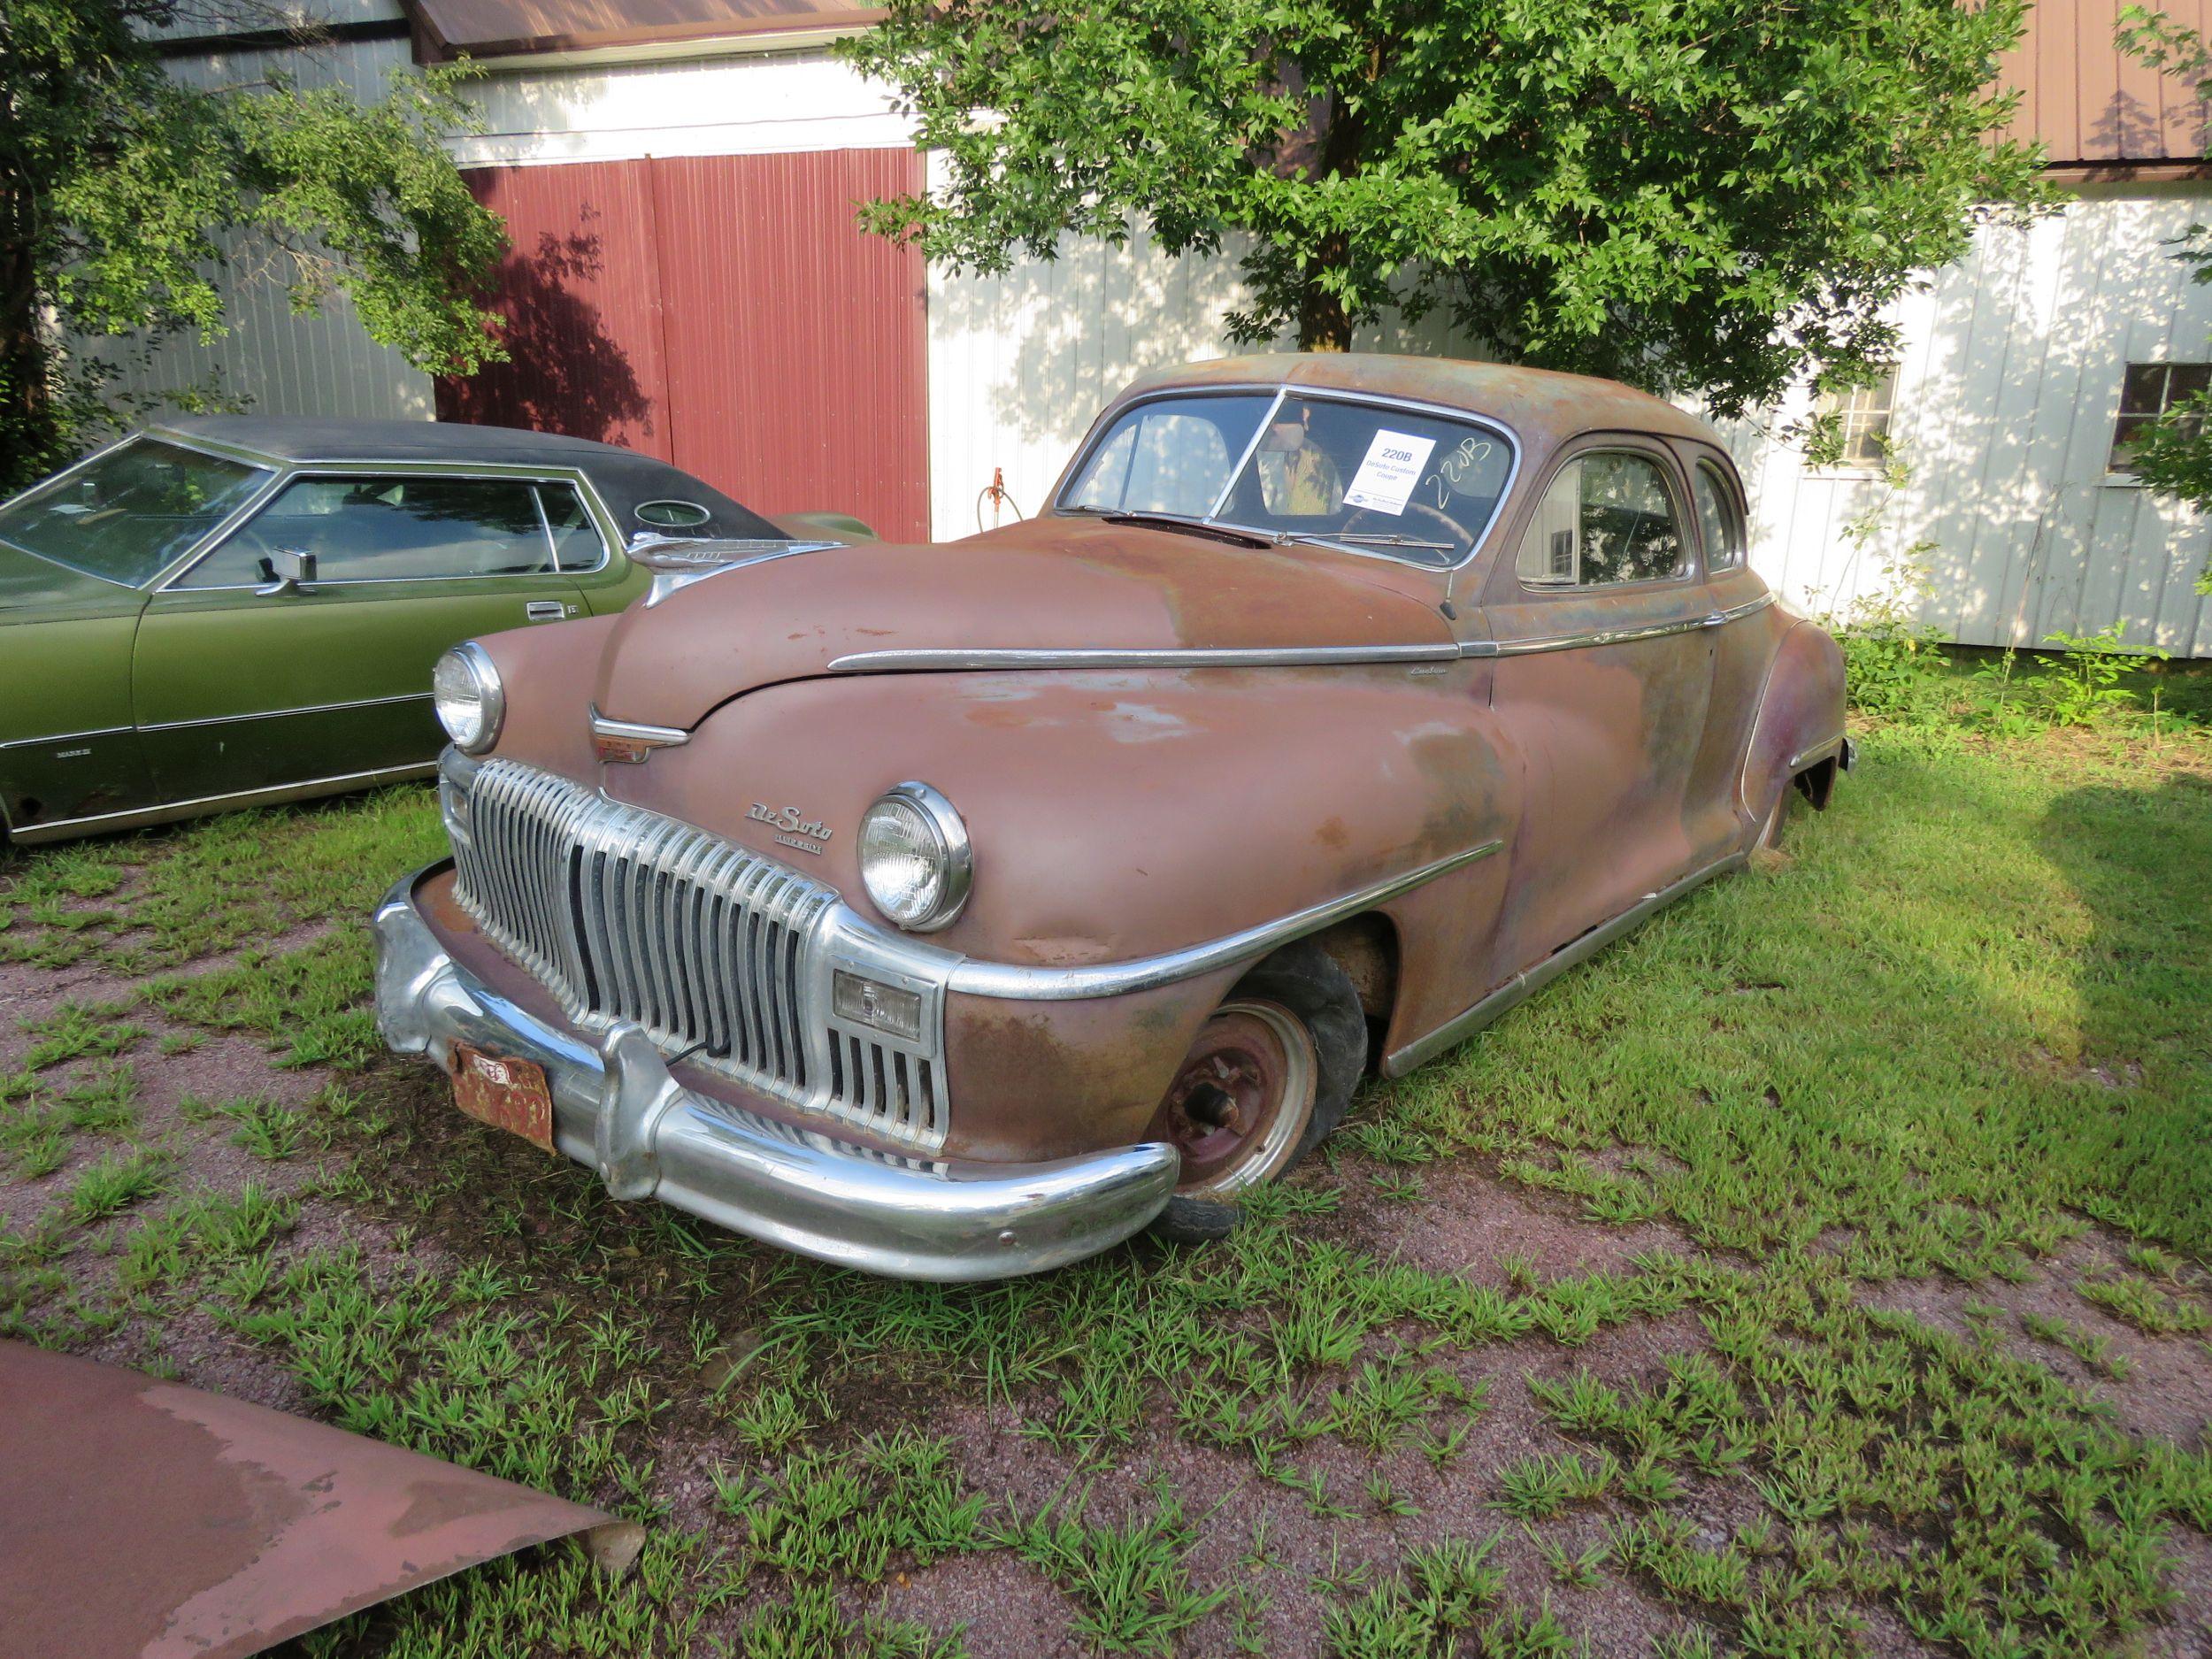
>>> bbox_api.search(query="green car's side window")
[0,438,268,587]
[175,475,603,588]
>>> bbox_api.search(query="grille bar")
[451,758,946,1150]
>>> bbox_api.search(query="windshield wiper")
[1279,529,1456,553]
[1060,507,1271,548]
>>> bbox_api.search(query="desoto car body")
[0,417,863,843]
[374,354,1849,1280]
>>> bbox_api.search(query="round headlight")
[432,641,504,755]
[857,782,972,932]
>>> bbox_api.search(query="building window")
[2111,362,2212,472]
[1814,366,1899,469]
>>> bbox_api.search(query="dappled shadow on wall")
[437,219,656,450]
[2085,88,2212,169]
[1899,202,2212,655]
[1719,197,2212,656]
[930,221,1494,441]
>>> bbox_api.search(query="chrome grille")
[450,757,946,1149]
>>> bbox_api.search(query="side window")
[1691,463,1746,572]
[538,482,606,572]
[1516,452,1686,588]
[178,475,567,588]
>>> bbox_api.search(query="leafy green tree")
[2114,6,2212,591]
[842,0,2042,418]
[1,0,508,490]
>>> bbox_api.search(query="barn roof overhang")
[399,0,882,66]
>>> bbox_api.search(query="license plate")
[450,1042,556,1152]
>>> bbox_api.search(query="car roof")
[143,417,787,542]
[151,415,648,466]
[1115,353,1722,450]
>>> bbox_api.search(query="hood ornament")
[630,534,846,608]
[590,705,688,764]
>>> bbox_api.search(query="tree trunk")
[1298,279,1353,351]
[1295,86,1362,353]
[0,181,58,491]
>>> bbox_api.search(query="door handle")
[526,601,568,622]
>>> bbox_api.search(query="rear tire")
[1148,940,1367,1244]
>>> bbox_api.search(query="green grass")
[0,707,2206,1655]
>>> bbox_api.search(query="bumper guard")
[373,869,1179,1280]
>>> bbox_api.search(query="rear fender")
[1740,620,1847,822]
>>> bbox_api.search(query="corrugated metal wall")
[441,150,928,541]
[1997,0,2212,166]
[650,150,926,534]
[95,25,435,422]
[437,162,670,456]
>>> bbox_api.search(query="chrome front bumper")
[372,871,1179,1281]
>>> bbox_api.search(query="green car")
[0,418,842,844]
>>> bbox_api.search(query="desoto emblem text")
[749,803,833,854]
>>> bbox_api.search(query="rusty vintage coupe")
[374,355,1848,1279]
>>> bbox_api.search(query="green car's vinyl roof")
[146,417,785,542]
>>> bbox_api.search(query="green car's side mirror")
[256,548,319,597]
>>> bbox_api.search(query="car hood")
[590,518,1455,730]
[0,543,146,620]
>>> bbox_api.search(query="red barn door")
[438,150,929,542]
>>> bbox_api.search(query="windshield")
[0,438,270,587]
[1058,390,1513,567]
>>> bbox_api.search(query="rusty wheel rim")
[1148,999,1317,1198]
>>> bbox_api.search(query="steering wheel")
[1346,499,1464,552]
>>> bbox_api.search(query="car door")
[1477,438,1719,975]
[133,471,598,803]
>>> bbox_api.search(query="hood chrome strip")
[826,643,1461,672]
[827,595,1774,673]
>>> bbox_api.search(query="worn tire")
[1149,940,1368,1245]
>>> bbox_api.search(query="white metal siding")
[455,48,910,167]
[1720,188,2212,657]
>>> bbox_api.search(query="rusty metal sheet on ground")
[0,1341,643,1659]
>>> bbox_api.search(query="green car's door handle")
[525,601,568,623]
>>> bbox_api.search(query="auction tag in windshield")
[1343,430,1437,516]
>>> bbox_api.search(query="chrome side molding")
[826,594,1776,675]
[1459,593,1775,658]
[947,839,1503,1001]
[826,643,1462,673]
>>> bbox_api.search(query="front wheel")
[1147,940,1367,1243]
